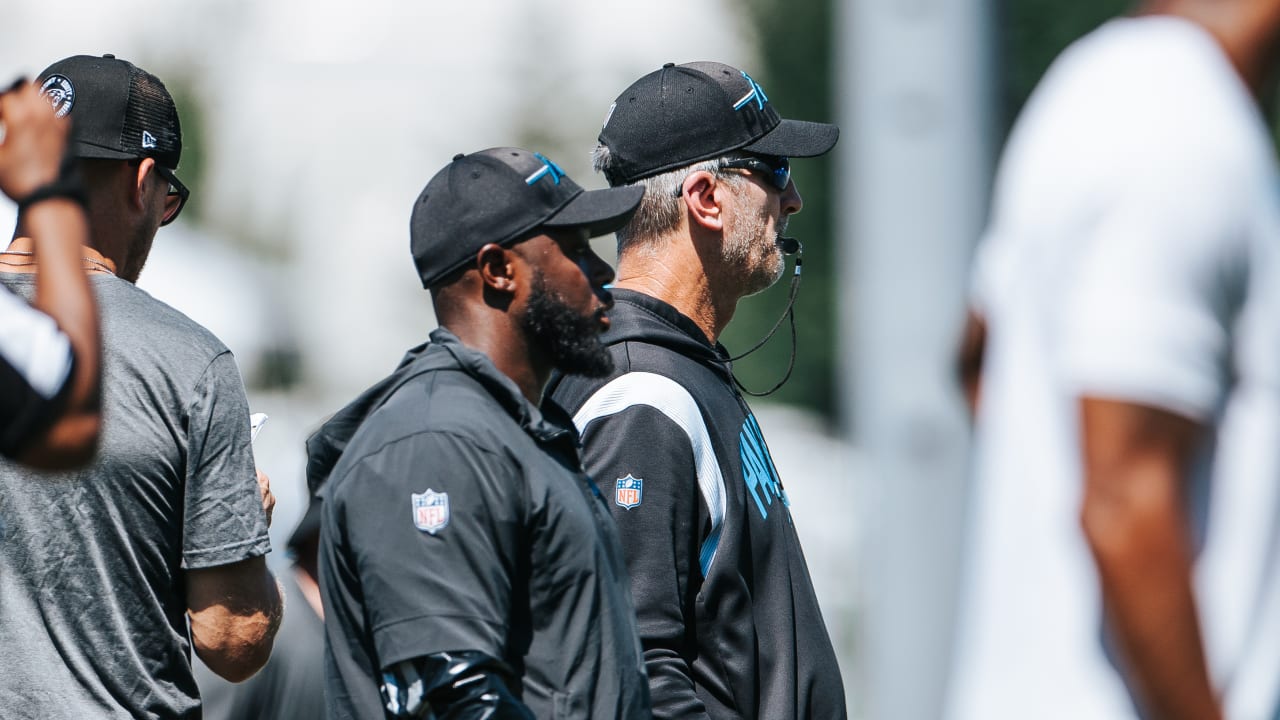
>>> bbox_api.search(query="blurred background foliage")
[729,0,1129,425]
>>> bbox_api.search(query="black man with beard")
[307,148,651,720]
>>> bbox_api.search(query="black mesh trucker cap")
[410,147,644,288]
[597,61,839,186]
[36,54,182,170]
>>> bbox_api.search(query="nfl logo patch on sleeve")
[411,489,449,534]
[615,475,643,510]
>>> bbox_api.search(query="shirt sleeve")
[0,287,75,457]
[336,431,525,668]
[1060,149,1249,421]
[579,403,710,719]
[182,351,271,569]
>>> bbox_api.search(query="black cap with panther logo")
[410,147,643,288]
[597,61,839,186]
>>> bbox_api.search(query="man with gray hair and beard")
[548,61,847,719]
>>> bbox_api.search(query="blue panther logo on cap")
[733,71,769,112]
[525,152,565,186]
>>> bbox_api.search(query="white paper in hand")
[249,412,269,442]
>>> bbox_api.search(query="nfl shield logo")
[615,474,643,510]
[411,489,450,535]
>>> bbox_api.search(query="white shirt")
[948,16,1280,720]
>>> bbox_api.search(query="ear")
[130,157,157,212]
[682,171,725,233]
[475,243,518,293]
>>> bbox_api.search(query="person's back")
[0,275,269,718]
[949,15,1280,719]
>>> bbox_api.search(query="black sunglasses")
[152,164,189,226]
[721,155,791,191]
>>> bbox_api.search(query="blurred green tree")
[731,0,1129,423]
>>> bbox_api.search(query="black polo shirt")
[310,328,649,719]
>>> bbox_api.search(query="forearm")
[1080,443,1218,717]
[188,558,284,683]
[643,647,711,719]
[29,198,94,356]
[16,199,100,467]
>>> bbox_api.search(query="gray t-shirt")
[0,273,271,720]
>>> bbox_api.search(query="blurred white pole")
[837,0,994,718]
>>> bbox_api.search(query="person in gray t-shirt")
[0,54,282,719]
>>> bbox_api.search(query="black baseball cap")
[597,61,839,186]
[410,147,644,288]
[36,54,182,170]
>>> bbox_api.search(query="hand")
[0,80,68,201]
[257,469,275,528]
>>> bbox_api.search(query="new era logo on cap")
[598,60,839,186]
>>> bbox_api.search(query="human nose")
[585,248,615,288]
[781,180,803,216]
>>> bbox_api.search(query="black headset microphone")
[728,237,803,397]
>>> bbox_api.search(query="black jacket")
[309,328,649,719]
[549,290,847,719]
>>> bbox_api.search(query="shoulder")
[99,278,231,358]
[377,367,514,442]
[327,425,512,502]
[327,375,518,493]
[1030,18,1256,154]
[571,370,704,434]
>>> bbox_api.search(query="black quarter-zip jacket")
[549,290,847,719]
[308,328,649,719]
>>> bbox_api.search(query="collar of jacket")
[604,289,734,377]
[429,327,577,446]
[306,327,576,496]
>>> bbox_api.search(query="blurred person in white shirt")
[950,2,1280,718]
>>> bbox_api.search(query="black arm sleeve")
[380,650,534,720]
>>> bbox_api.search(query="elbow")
[1079,481,1160,572]
[194,613,279,683]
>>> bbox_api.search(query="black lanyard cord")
[729,241,802,397]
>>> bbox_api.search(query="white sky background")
[1,1,857,706]
[2,0,757,399]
